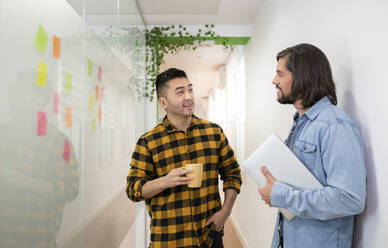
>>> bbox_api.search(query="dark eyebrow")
[174,84,193,91]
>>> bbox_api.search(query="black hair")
[155,68,187,99]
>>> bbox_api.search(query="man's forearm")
[141,167,192,199]
[222,189,238,214]
[141,177,167,199]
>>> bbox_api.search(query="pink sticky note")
[63,139,71,163]
[53,92,60,114]
[37,111,47,136]
[100,87,104,102]
[98,66,102,82]
[98,106,102,123]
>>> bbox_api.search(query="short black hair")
[277,43,337,108]
[155,68,187,99]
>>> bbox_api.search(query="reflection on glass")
[0,70,79,247]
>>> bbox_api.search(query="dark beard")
[278,95,294,104]
[277,89,294,104]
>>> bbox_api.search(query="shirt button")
[303,146,307,150]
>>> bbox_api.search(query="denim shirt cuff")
[271,181,291,208]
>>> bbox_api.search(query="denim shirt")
[270,97,367,248]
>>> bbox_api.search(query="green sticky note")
[88,59,92,76]
[89,93,93,110]
[92,118,96,133]
[36,61,48,87]
[35,24,48,54]
[65,72,72,92]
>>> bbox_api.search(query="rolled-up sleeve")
[218,127,242,194]
[126,137,155,202]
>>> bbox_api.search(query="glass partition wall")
[0,0,145,247]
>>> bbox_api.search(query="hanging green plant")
[143,24,232,101]
[101,24,232,101]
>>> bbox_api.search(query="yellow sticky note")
[36,61,48,87]
[65,72,72,92]
[35,24,48,54]
[89,93,93,110]
[88,59,92,76]
[92,118,96,134]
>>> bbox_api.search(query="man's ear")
[159,96,168,110]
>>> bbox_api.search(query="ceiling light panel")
[137,0,220,15]
[66,0,141,15]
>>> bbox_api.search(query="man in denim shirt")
[258,43,366,248]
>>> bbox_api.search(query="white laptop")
[242,134,322,220]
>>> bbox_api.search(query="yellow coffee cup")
[184,163,203,188]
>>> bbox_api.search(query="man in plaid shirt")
[126,68,242,248]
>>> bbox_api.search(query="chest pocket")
[293,140,317,170]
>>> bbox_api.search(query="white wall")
[233,0,388,247]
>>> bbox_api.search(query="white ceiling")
[66,0,264,25]
[138,0,263,25]
[137,0,220,15]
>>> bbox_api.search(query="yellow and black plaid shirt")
[0,122,79,248]
[126,116,242,248]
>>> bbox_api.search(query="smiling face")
[159,77,195,119]
[272,57,294,104]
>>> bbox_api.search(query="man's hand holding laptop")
[258,166,277,207]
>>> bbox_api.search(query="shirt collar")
[292,112,300,121]
[162,115,200,133]
[303,96,332,120]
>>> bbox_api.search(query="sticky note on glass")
[92,118,96,134]
[63,139,71,163]
[95,85,100,101]
[100,87,104,102]
[89,93,93,110]
[65,107,72,128]
[53,92,60,114]
[35,24,48,54]
[88,59,93,76]
[53,35,61,59]
[98,66,102,82]
[98,106,102,123]
[36,61,48,87]
[65,73,72,92]
[37,111,47,136]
